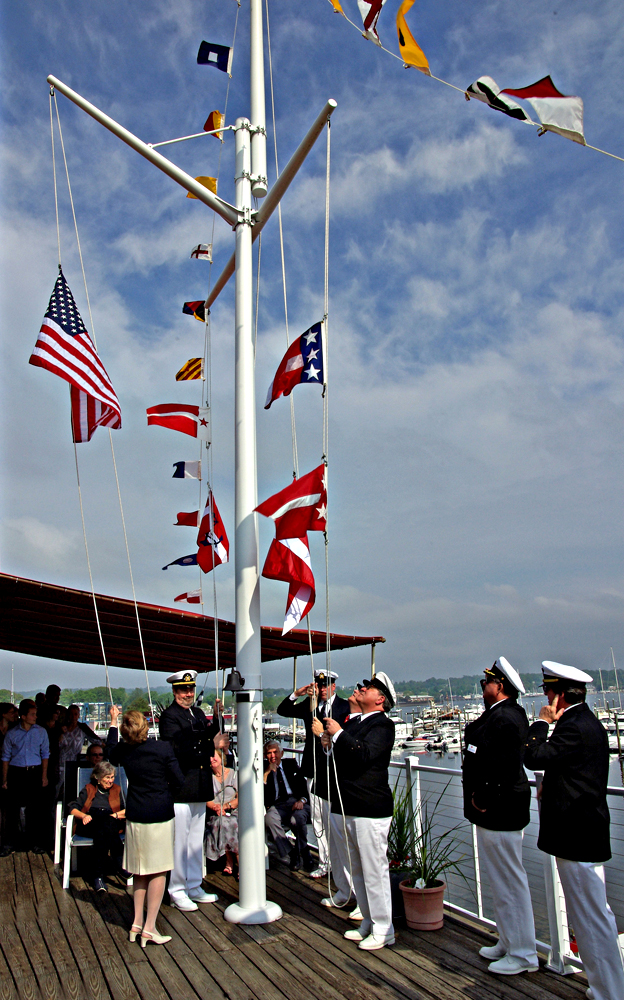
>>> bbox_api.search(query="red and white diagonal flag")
[174,589,202,604]
[29,269,121,443]
[196,492,230,574]
[357,0,387,46]
[262,537,315,634]
[256,466,327,633]
[255,465,327,540]
[146,403,211,440]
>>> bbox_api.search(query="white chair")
[62,767,128,889]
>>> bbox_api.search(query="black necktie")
[275,766,288,802]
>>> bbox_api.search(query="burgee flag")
[190,244,212,261]
[29,269,121,443]
[187,176,217,200]
[256,467,327,633]
[197,41,233,75]
[203,111,224,139]
[264,322,324,409]
[147,403,210,440]
[357,0,388,46]
[183,300,207,322]
[175,510,200,526]
[196,493,230,574]
[172,460,201,479]
[255,465,327,539]
[501,76,585,144]
[162,554,198,570]
[175,590,202,604]
[396,0,430,75]
[176,358,204,381]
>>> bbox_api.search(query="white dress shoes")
[479,941,506,960]
[320,895,350,907]
[343,928,367,942]
[188,887,218,903]
[309,866,328,879]
[349,906,363,921]
[488,956,539,976]
[169,893,198,911]
[358,933,395,951]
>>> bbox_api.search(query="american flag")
[29,269,121,443]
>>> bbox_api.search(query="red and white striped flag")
[146,403,211,440]
[29,269,121,443]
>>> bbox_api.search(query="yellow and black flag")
[176,358,205,382]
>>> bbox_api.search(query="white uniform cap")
[541,661,593,684]
[493,656,525,695]
[370,670,396,709]
[166,669,198,686]
[314,670,338,682]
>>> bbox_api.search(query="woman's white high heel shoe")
[128,924,143,942]
[140,931,172,947]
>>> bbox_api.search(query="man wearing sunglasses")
[525,661,624,1000]
[462,657,538,976]
[159,670,229,911]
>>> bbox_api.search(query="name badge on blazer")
[467,744,477,754]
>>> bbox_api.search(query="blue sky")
[1,0,623,692]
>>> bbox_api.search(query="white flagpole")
[46,0,335,928]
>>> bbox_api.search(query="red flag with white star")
[256,466,327,633]
[146,403,210,440]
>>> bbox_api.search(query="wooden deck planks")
[0,852,593,1000]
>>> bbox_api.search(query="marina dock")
[0,852,591,1000]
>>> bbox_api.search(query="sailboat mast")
[611,647,622,711]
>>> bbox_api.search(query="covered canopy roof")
[0,574,384,674]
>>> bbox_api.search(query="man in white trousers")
[525,661,624,1000]
[159,670,229,911]
[276,670,349,878]
[322,672,396,951]
[462,657,538,975]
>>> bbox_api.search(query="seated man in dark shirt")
[263,742,312,872]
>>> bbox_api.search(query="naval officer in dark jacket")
[463,657,538,976]
[276,669,349,879]
[322,671,396,951]
[158,669,229,911]
[525,661,624,1000]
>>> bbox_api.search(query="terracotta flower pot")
[399,879,446,930]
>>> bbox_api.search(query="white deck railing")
[392,757,624,976]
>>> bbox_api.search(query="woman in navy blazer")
[109,712,184,946]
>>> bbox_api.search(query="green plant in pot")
[398,780,467,930]
[387,777,415,920]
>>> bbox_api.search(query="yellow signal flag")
[330,0,344,12]
[203,110,225,141]
[176,358,205,382]
[396,0,430,76]
[187,176,218,199]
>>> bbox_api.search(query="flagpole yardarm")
[49,91,61,268]
[54,94,155,726]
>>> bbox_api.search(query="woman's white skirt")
[124,818,174,876]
